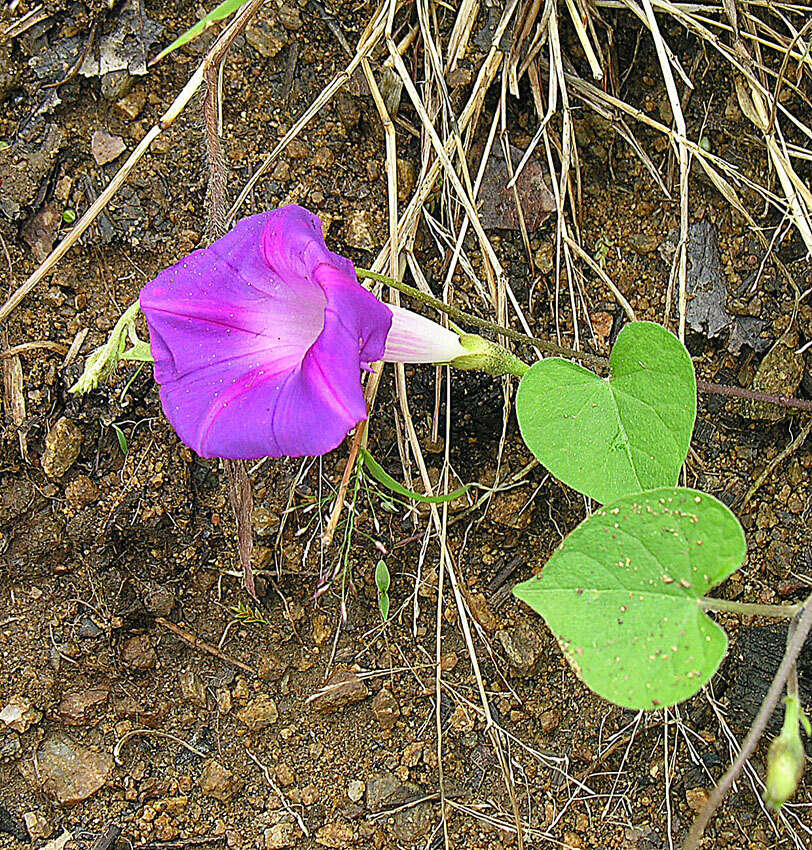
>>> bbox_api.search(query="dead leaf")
[3,354,25,427]
[21,202,61,263]
[80,0,163,78]
[476,143,555,232]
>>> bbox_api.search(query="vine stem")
[199,0,265,600]
[683,592,812,850]
[357,269,812,414]
[698,597,802,620]
[356,268,608,369]
[695,381,812,413]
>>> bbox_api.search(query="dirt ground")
[1,2,811,849]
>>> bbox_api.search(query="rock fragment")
[275,763,295,786]
[179,670,207,707]
[749,330,804,420]
[41,418,82,478]
[366,773,432,843]
[308,667,368,715]
[122,634,157,670]
[627,232,661,255]
[58,687,109,725]
[258,651,286,682]
[264,823,296,849]
[347,779,365,802]
[23,811,52,841]
[35,734,113,805]
[278,3,303,29]
[91,129,126,165]
[246,21,287,58]
[315,822,354,848]
[22,203,61,263]
[64,476,101,508]
[237,694,278,730]
[115,88,146,120]
[198,759,242,802]
[467,591,499,632]
[344,210,376,251]
[0,696,42,733]
[686,786,710,813]
[371,687,399,730]
[495,621,546,676]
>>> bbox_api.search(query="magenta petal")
[140,206,391,459]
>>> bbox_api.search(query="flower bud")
[764,697,808,810]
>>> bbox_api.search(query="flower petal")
[141,205,391,459]
[382,304,466,363]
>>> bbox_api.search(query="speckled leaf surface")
[515,322,696,504]
[513,488,746,709]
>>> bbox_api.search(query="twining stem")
[696,381,812,413]
[683,593,812,850]
[197,0,264,600]
[358,268,812,414]
[356,268,608,369]
[699,597,802,620]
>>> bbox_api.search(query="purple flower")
[141,205,466,459]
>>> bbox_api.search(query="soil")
[1,3,811,850]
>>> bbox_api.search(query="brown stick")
[0,341,69,359]
[225,458,256,599]
[155,616,256,675]
[134,839,225,850]
[90,823,121,850]
[321,419,367,548]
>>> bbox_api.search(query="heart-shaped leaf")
[513,487,746,709]
[516,322,696,504]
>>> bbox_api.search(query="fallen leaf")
[22,203,61,262]
[476,143,555,232]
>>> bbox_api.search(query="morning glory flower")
[139,205,469,459]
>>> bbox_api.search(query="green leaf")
[360,449,473,504]
[375,559,390,596]
[152,0,251,65]
[516,322,696,504]
[376,561,391,621]
[513,487,746,710]
[122,340,154,362]
[111,423,128,455]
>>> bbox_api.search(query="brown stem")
[358,269,812,415]
[199,0,264,599]
[321,419,367,548]
[682,593,812,850]
[696,381,812,413]
[203,63,228,241]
